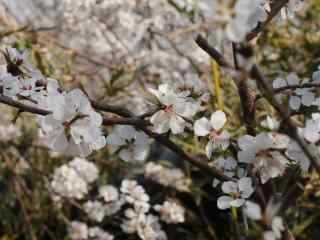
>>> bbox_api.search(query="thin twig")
[246,0,289,41]
[0,94,231,181]
[274,82,320,93]
[250,65,320,174]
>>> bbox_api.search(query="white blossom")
[212,156,242,187]
[89,227,114,240]
[149,84,200,134]
[154,200,185,224]
[261,116,280,131]
[194,111,230,159]
[238,133,289,183]
[69,157,99,183]
[263,216,285,240]
[273,73,315,110]
[285,140,310,172]
[121,180,150,212]
[106,125,150,163]
[99,185,119,203]
[68,221,88,240]
[243,201,262,220]
[50,158,98,200]
[50,164,88,200]
[38,89,106,157]
[83,201,106,222]
[217,177,254,210]
[144,162,190,192]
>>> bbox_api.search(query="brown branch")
[195,35,232,68]
[102,116,150,127]
[246,0,289,41]
[194,36,320,174]
[232,43,257,135]
[274,82,320,93]
[0,95,51,115]
[0,94,231,181]
[139,125,231,181]
[250,65,320,174]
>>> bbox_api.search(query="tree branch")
[246,0,289,41]
[274,82,320,93]
[250,65,320,174]
[0,94,231,181]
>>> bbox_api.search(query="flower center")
[210,130,219,139]
[164,105,173,113]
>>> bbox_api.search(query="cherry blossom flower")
[83,201,106,222]
[238,133,290,183]
[69,157,99,183]
[68,221,88,240]
[154,200,185,224]
[99,185,119,203]
[261,116,280,131]
[98,184,124,216]
[149,84,200,134]
[122,209,167,240]
[3,47,41,77]
[302,113,320,143]
[285,140,310,172]
[217,177,254,209]
[226,0,268,42]
[212,156,243,187]
[106,125,150,163]
[38,89,106,157]
[312,66,320,82]
[144,162,190,192]
[50,158,98,200]
[50,164,89,200]
[194,110,230,159]
[243,201,262,220]
[89,227,114,240]
[273,73,315,110]
[263,216,285,240]
[281,0,305,19]
[121,180,150,213]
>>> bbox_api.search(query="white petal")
[304,120,320,143]
[301,91,315,106]
[194,117,212,136]
[238,149,255,164]
[289,96,301,110]
[119,149,132,162]
[287,73,300,86]
[210,111,227,131]
[230,198,245,208]
[205,140,214,159]
[217,196,232,209]
[150,110,170,134]
[243,201,262,220]
[238,177,254,198]
[263,231,276,240]
[221,181,238,194]
[312,70,320,82]
[238,135,255,150]
[169,114,186,134]
[272,78,287,89]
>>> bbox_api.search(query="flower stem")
[211,59,224,111]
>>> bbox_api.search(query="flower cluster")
[106,125,150,163]
[0,47,106,157]
[144,162,190,192]
[50,157,98,200]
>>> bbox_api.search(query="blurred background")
[0,0,320,239]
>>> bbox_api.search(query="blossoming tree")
[0,0,319,240]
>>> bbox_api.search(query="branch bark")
[246,0,289,41]
[0,94,231,181]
